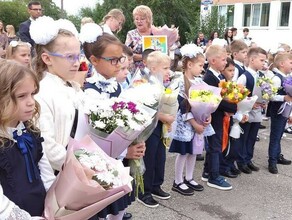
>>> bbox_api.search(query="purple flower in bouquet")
[283,76,292,96]
[256,77,278,101]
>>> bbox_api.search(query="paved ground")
[127,120,292,220]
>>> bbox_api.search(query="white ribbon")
[229,122,244,139]
[278,102,292,118]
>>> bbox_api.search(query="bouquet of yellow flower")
[188,83,222,154]
[218,81,250,104]
[254,76,278,103]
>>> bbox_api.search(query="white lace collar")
[4,122,26,141]
[86,68,118,93]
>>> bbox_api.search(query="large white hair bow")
[30,16,78,45]
[180,44,203,58]
[79,23,103,44]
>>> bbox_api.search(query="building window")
[243,3,270,27]
[218,5,234,27]
[280,2,290,26]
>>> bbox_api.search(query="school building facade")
[202,0,292,51]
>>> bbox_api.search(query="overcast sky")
[52,0,99,15]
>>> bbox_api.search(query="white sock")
[174,154,188,189]
[107,210,125,220]
[185,154,197,182]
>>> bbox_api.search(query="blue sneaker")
[207,176,232,190]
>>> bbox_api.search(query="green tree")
[78,0,201,45]
[0,0,63,32]
[185,6,226,43]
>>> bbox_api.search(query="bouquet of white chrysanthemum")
[82,97,155,158]
[119,68,164,196]
[44,136,132,220]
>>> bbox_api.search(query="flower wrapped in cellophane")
[160,80,180,148]
[218,81,250,151]
[119,68,164,196]
[82,96,155,158]
[276,76,292,117]
[151,24,179,48]
[219,81,250,103]
[188,82,222,154]
[229,95,258,139]
[44,136,132,220]
[254,76,278,103]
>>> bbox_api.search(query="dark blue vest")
[0,131,46,216]
[234,63,245,77]
[242,71,255,97]
[267,73,286,116]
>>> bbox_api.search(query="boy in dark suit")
[203,45,237,190]
[236,47,267,174]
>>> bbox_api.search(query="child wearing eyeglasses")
[6,40,32,68]
[81,22,145,220]
[30,16,84,172]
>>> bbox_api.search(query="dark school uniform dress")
[0,128,46,216]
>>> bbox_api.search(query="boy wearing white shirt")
[236,47,267,174]
[230,40,248,82]
[267,53,292,174]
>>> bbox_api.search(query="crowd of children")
[0,3,292,220]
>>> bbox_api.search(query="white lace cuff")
[6,205,31,220]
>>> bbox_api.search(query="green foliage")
[78,0,200,44]
[1,0,226,46]
[185,6,226,43]
[0,0,63,32]
[0,1,27,30]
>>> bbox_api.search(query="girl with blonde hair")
[6,41,32,68]
[100,8,125,34]
[0,59,55,219]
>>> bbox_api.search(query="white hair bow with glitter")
[79,23,103,44]
[30,16,78,45]
[180,43,203,58]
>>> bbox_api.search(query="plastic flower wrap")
[219,81,250,104]
[229,95,258,139]
[119,68,164,196]
[278,76,292,117]
[151,24,179,48]
[160,80,180,148]
[188,82,222,154]
[254,76,278,103]
[44,136,132,220]
[83,97,155,158]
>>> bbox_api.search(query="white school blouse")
[35,72,84,171]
